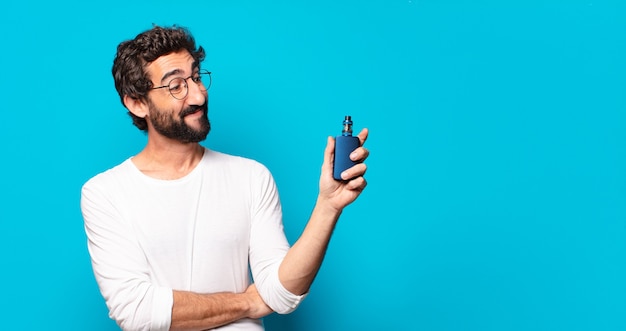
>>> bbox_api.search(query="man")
[81,25,369,331]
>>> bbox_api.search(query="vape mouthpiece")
[342,115,353,136]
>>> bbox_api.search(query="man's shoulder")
[205,149,268,171]
[203,149,276,185]
[82,158,134,191]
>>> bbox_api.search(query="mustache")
[179,102,208,118]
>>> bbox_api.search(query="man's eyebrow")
[160,62,200,83]
[160,69,184,84]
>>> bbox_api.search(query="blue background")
[1,1,625,330]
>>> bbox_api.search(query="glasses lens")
[201,71,212,90]
[168,77,188,99]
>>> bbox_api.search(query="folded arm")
[169,284,271,331]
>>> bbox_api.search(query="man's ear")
[123,95,149,119]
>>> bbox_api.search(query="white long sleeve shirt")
[81,149,305,331]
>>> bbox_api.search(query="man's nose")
[186,80,207,105]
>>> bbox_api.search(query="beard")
[147,101,211,143]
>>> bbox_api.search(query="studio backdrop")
[1,1,625,330]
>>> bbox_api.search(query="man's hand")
[318,128,369,213]
[244,284,273,319]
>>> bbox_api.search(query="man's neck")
[132,138,205,180]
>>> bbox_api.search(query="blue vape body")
[333,116,360,180]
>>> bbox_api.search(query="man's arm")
[278,129,369,295]
[169,284,272,331]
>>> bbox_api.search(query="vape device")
[333,115,361,180]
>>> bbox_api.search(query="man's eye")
[192,75,202,83]
[169,83,183,93]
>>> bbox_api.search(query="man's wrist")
[313,197,343,221]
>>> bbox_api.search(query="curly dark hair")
[112,25,206,131]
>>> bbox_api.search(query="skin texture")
[123,50,369,330]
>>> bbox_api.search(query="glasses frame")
[150,69,212,100]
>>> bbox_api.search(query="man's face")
[145,50,210,143]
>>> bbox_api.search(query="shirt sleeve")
[247,164,307,314]
[81,175,173,331]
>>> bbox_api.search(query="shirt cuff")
[151,286,174,331]
[270,276,308,314]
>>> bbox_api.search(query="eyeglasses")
[151,69,212,100]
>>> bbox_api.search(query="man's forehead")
[147,50,197,81]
